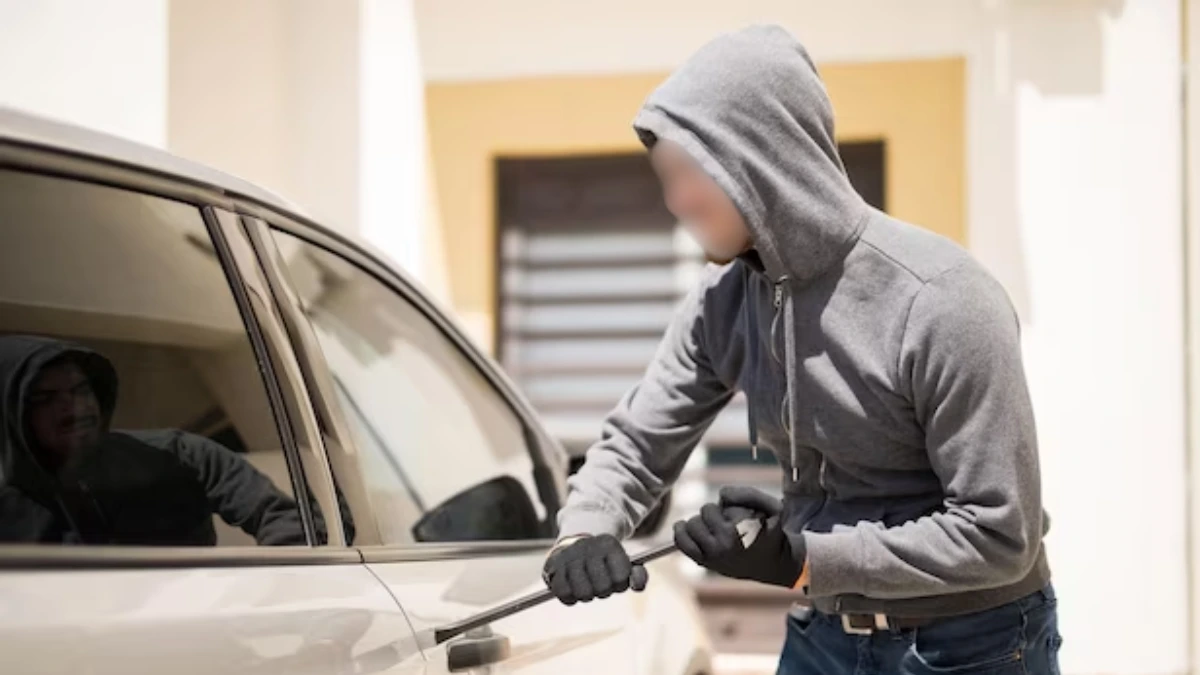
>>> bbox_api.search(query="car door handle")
[446,626,511,672]
[431,538,683,645]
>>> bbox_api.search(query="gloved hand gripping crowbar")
[430,511,765,645]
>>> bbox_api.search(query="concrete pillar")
[359,0,433,290]
[167,0,441,297]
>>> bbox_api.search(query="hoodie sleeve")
[804,265,1043,599]
[131,430,310,546]
[557,268,739,540]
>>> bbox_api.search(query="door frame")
[234,204,569,538]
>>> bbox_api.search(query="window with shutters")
[496,143,886,464]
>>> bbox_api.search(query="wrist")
[793,558,811,591]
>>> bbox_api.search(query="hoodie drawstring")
[748,414,759,461]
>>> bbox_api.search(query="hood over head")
[0,335,118,488]
[634,25,868,283]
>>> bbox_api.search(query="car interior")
[0,168,298,546]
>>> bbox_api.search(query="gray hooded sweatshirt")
[557,25,1050,617]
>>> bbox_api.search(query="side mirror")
[412,476,541,543]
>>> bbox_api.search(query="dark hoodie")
[558,26,1049,617]
[0,335,308,546]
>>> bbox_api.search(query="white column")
[167,0,439,296]
[1186,0,1200,670]
[969,2,1187,673]
[282,0,363,235]
[358,0,432,289]
[0,0,168,146]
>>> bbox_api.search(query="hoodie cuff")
[803,530,867,598]
[556,505,627,540]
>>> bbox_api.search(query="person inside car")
[0,334,314,546]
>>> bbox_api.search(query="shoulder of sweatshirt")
[853,213,1018,333]
[856,212,976,285]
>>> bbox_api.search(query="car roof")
[0,106,313,221]
[0,106,439,327]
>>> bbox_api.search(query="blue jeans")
[778,586,1062,674]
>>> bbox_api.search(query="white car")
[0,108,712,675]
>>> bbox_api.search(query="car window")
[0,169,309,547]
[269,230,548,545]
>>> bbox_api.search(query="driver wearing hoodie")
[0,335,311,546]
[542,26,1059,673]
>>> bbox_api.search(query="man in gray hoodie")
[541,26,1060,673]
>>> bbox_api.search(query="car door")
[0,157,421,675]
[243,214,697,675]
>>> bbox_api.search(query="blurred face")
[649,139,751,261]
[26,361,101,465]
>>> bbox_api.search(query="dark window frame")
[0,145,341,564]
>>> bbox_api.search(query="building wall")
[425,59,965,350]
[168,0,445,299]
[968,5,1187,671]
[415,0,977,81]
[1186,0,1200,670]
[0,0,168,147]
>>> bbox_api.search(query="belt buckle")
[840,613,889,636]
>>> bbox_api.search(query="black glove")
[673,486,806,588]
[542,534,649,605]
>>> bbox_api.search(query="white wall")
[414,0,976,81]
[1187,0,1200,671]
[167,0,442,297]
[167,0,291,198]
[359,0,431,286]
[0,0,168,146]
[970,3,1187,674]
[415,2,1192,673]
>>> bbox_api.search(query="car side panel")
[0,563,423,675]
[368,552,706,675]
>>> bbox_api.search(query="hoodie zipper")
[770,278,801,482]
[770,281,785,365]
[771,277,827,489]
[770,279,788,436]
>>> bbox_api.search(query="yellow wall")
[425,59,964,350]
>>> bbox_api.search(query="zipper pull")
[773,283,784,309]
[752,444,758,461]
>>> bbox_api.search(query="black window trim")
[240,207,568,549]
[237,214,386,545]
[204,207,322,546]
